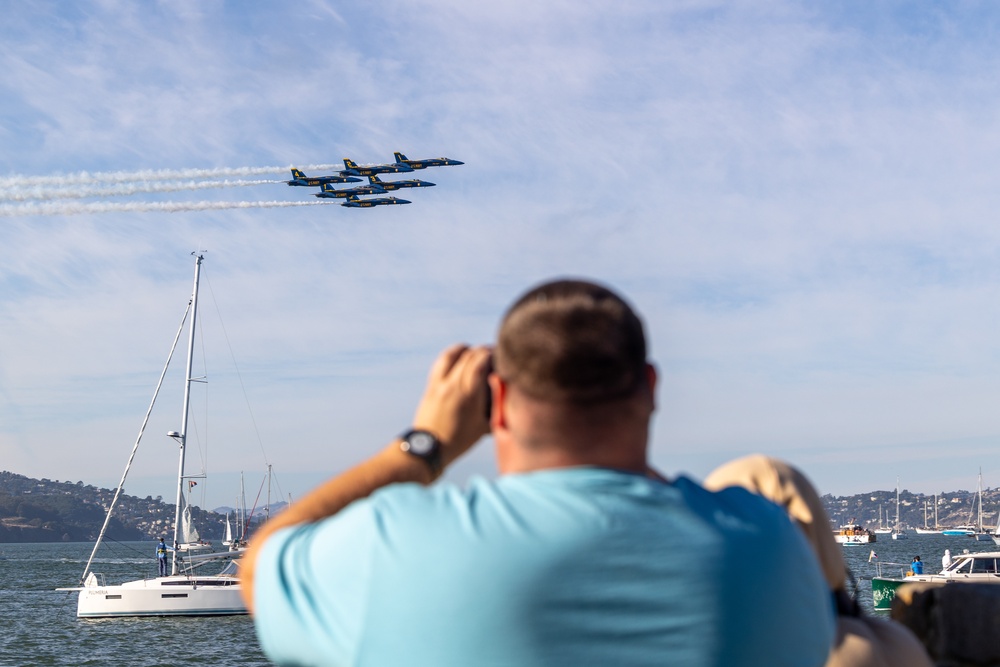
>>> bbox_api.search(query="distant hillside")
[822,486,1000,531]
[6,468,991,542]
[0,471,266,543]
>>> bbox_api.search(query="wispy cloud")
[3,2,1000,504]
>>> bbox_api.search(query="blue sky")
[3,1,1000,510]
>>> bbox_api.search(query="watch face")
[405,431,436,456]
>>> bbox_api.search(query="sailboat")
[873,505,892,535]
[58,254,246,617]
[991,499,1000,546]
[943,471,991,539]
[222,513,234,548]
[915,495,942,534]
[891,478,908,540]
[973,470,993,541]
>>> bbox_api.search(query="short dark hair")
[495,279,647,403]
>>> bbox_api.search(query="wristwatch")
[399,429,443,474]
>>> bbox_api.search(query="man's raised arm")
[239,344,492,613]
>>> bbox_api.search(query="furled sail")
[180,495,200,544]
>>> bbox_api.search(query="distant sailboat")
[874,505,892,534]
[973,470,992,541]
[915,495,942,534]
[891,477,908,540]
[222,513,234,547]
[943,471,991,538]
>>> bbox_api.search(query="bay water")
[0,542,270,667]
[3,534,998,665]
[841,531,1000,614]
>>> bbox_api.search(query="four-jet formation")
[290,152,461,209]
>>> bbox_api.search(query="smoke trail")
[0,200,338,217]
[0,179,285,202]
[0,164,343,188]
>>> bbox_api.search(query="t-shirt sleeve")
[252,500,377,666]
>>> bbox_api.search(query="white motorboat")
[872,550,1000,610]
[59,254,246,617]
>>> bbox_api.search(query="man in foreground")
[241,279,835,666]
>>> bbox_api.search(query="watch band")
[399,429,443,474]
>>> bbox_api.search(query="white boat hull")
[77,575,245,618]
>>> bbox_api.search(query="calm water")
[2,534,996,665]
[0,542,271,667]
[842,532,1000,614]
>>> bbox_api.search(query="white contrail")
[0,164,343,188]
[0,200,338,217]
[0,179,285,202]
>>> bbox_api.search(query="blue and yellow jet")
[341,194,411,208]
[287,168,361,186]
[366,175,436,191]
[340,158,414,177]
[314,182,387,199]
[392,152,464,170]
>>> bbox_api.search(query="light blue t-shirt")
[253,468,834,667]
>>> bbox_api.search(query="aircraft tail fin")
[320,183,335,192]
[394,152,409,163]
[343,158,358,170]
[291,168,306,180]
[368,175,383,184]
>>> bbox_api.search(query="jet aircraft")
[286,168,361,186]
[392,152,464,170]
[341,194,411,208]
[340,158,413,177]
[314,182,387,199]
[366,175,436,191]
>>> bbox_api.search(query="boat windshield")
[970,558,1000,574]
[948,558,972,574]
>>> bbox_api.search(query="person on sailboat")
[910,556,923,575]
[156,537,174,577]
[241,279,836,667]
[942,549,952,569]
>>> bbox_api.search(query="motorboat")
[871,550,1000,611]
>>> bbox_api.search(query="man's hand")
[241,343,492,614]
[412,344,493,468]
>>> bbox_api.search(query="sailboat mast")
[266,464,272,522]
[170,253,203,575]
[240,471,246,541]
[895,477,900,530]
[978,469,984,533]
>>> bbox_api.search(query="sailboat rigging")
[891,477,907,540]
[58,253,246,617]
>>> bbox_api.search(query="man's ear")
[645,363,658,412]
[489,373,507,431]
